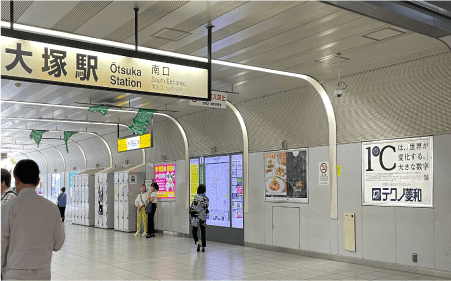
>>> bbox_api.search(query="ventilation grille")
[142,1,247,49]
[174,1,303,55]
[1,1,33,22]
[52,1,112,33]
[104,1,188,42]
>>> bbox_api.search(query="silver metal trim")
[226,101,249,213]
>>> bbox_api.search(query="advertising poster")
[362,136,433,207]
[265,149,308,202]
[189,159,199,204]
[37,176,44,195]
[51,174,60,197]
[205,156,230,227]
[231,154,243,229]
[154,163,176,199]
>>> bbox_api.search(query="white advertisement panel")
[362,136,433,207]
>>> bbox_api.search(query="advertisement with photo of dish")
[265,149,308,202]
[265,152,287,200]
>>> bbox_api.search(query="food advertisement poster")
[154,163,176,199]
[265,149,308,202]
[362,136,432,207]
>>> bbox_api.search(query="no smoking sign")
[319,161,329,185]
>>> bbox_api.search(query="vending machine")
[94,167,122,229]
[114,164,145,232]
[72,168,103,226]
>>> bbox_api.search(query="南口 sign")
[1,33,208,100]
[362,136,433,207]
[190,91,227,109]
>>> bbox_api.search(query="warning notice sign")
[319,161,329,185]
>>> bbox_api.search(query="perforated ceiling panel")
[174,1,303,55]
[104,1,188,42]
[1,0,33,22]
[38,146,64,172]
[54,142,85,172]
[52,1,112,33]
[73,136,110,169]
[142,1,248,49]
[146,119,185,163]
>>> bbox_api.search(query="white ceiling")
[1,1,445,150]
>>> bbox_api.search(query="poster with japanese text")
[362,136,433,207]
[265,149,308,202]
[154,163,176,199]
[190,159,199,204]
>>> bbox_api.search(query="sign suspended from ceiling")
[118,133,152,152]
[190,91,227,109]
[1,29,209,100]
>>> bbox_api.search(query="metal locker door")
[123,185,129,231]
[114,181,119,229]
[119,182,124,230]
[103,215,107,228]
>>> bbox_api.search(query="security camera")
[335,89,343,98]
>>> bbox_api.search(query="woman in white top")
[134,184,148,237]
[146,183,158,238]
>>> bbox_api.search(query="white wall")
[245,135,451,273]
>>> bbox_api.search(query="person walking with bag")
[146,183,158,238]
[190,184,209,252]
[134,184,148,237]
[56,187,67,222]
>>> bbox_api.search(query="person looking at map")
[189,184,209,252]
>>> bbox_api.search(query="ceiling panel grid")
[36,145,64,172]
[52,1,112,33]
[142,1,248,49]
[174,1,302,55]
[104,1,188,43]
[54,142,84,172]
[178,107,243,157]
[71,135,110,169]
[1,0,33,22]
[145,119,185,163]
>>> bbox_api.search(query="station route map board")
[205,156,230,227]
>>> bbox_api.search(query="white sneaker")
[142,232,148,237]
[134,232,140,237]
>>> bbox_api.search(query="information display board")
[265,149,308,202]
[189,153,243,229]
[189,159,199,204]
[118,133,152,152]
[51,173,60,197]
[231,154,243,228]
[205,156,230,227]
[362,136,433,207]
[154,163,176,199]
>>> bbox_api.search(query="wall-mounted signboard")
[154,163,176,200]
[1,29,209,100]
[190,153,243,229]
[118,133,151,152]
[190,91,227,109]
[264,149,308,203]
[362,136,433,207]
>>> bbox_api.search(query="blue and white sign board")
[362,136,433,207]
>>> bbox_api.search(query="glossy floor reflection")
[51,223,448,280]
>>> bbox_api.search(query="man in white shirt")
[1,168,16,205]
[1,159,65,280]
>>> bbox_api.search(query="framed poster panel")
[153,163,176,200]
[362,136,433,207]
[264,149,308,203]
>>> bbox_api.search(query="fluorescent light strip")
[1,128,61,133]
[1,21,310,79]
[1,116,128,127]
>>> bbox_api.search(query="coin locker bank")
[114,164,146,232]
[72,168,103,226]
[190,154,244,245]
[95,167,124,229]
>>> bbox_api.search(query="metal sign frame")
[1,28,211,101]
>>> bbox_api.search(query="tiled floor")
[50,222,449,280]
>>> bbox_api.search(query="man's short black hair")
[1,168,11,188]
[197,184,206,194]
[13,159,40,186]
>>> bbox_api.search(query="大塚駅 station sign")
[1,28,209,100]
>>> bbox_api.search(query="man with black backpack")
[1,168,16,205]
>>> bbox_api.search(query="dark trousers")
[147,203,156,234]
[58,206,66,222]
[193,224,206,247]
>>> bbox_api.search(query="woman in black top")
[189,184,209,252]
